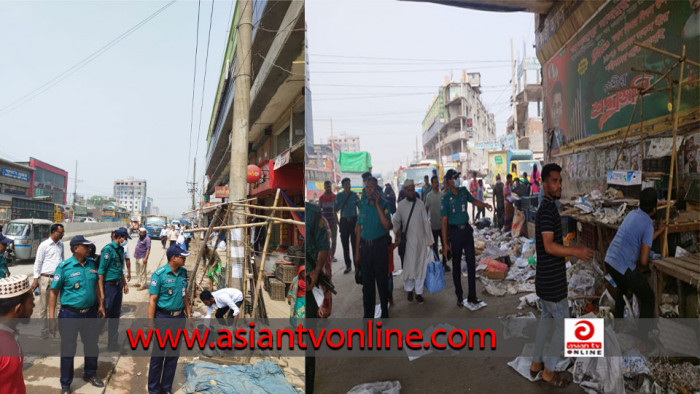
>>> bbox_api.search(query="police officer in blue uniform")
[98,227,130,351]
[441,169,492,309]
[48,235,106,394]
[355,176,393,318]
[148,244,191,394]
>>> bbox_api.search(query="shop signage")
[215,186,229,198]
[606,170,641,186]
[273,149,291,170]
[1,168,30,182]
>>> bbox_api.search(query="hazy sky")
[307,0,535,177]
[0,0,233,217]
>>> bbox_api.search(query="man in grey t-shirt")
[424,175,450,272]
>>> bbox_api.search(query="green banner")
[544,0,700,153]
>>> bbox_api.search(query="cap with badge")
[445,169,462,180]
[114,227,132,240]
[0,274,31,299]
[69,235,95,248]
[166,244,190,260]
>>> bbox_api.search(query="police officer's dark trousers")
[149,311,185,394]
[449,225,477,302]
[58,306,99,388]
[339,217,357,269]
[360,236,389,318]
[104,282,123,348]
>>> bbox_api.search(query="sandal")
[541,371,572,388]
[529,362,543,379]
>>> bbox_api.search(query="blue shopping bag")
[424,251,445,294]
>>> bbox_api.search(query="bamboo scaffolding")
[187,205,224,302]
[662,45,687,257]
[230,202,304,212]
[634,41,700,68]
[252,189,281,318]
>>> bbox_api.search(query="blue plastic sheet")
[182,360,300,394]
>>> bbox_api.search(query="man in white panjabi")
[392,179,434,304]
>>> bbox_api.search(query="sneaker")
[415,295,424,304]
[343,268,351,274]
[457,300,464,308]
[407,291,414,302]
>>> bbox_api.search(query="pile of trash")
[561,188,636,225]
[182,361,300,393]
[648,358,700,392]
[567,260,605,298]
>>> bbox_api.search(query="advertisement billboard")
[544,0,700,155]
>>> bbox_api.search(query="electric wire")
[187,0,203,185]
[0,0,178,118]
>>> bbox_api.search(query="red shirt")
[0,328,25,394]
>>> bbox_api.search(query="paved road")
[315,229,585,393]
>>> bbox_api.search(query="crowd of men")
[0,221,244,394]
[311,163,665,389]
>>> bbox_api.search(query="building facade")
[204,1,305,248]
[329,133,360,153]
[422,77,497,174]
[17,158,68,205]
[114,177,147,215]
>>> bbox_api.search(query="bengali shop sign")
[544,0,700,153]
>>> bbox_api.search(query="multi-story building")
[205,1,305,257]
[16,157,68,205]
[0,157,34,221]
[145,197,153,216]
[422,75,497,174]
[329,133,360,153]
[506,55,544,161]
[113,177,147,215]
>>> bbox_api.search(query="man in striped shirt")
[531,163,593,388]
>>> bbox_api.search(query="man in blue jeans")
[531,164,593,388]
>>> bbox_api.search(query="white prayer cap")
[404,179,415,188]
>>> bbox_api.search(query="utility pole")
[510,38,519,150]
[330,118,337,183]
[187,158,197,211]
[71,161,77,221]
[229,0,253,290]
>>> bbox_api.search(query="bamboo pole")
[613,95,640,171]
[634,41,700,68]
[187,205,224,303]
[239,210,304,226]
[662,45,686,257]
[187,212,304,233]
[252,189,281,318]
[188,222,268,233]
[229,202,304,212]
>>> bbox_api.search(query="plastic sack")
[424,251,445,294]
[511,210,526,238]
[347,381,401,394]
